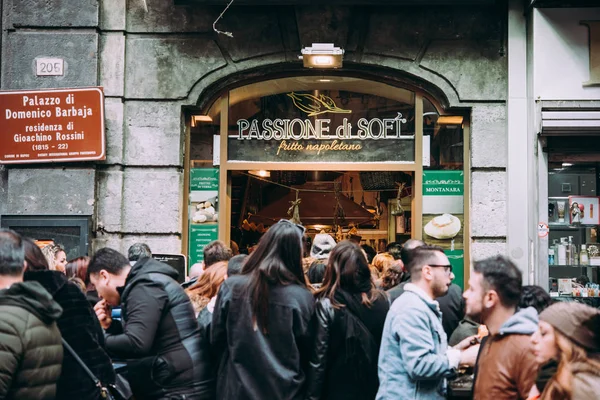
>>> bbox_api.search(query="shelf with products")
[549,264,600,268]
[548,223,597,229]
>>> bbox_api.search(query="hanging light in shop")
[248,170,271,178]
[300,43,344,69]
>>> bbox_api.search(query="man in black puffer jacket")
[89,248,209,400]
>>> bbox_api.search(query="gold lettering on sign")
[287,92,351,116]
[581,21,600,87]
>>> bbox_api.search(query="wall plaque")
[0,87,105,164]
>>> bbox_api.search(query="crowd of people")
[1,223,599,400]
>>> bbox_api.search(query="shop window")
[186,76,470,287]
[422,97,466,289]
[546,144,600,305]
[1,215,91,259]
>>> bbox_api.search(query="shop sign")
[423,170,464,197]
[228,92,415,163]
[190,168,219,191]
[422,170,464,252]
[0,87,105,164]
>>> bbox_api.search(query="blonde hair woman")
[530,302,600,399]
[371,252,394,274]
[41,243,67,273]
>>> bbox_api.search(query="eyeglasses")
[428,264,453,275]
[276,219,306,236]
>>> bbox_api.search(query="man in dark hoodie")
[89,247,208,400]
[464,255,539,400]
[0,229,63,400]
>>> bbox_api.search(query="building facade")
[0,0,523,282]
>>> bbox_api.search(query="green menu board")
[422,170,465,290]
[189,168,219,269]
[189,224,219,266]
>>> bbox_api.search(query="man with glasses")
[377,245,479,400]
[464,255,539,400]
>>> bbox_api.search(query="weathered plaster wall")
[1,1,508,259]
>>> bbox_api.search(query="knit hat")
[310,234,337,260]
[539,302,600,352]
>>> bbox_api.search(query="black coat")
[306,292,389,400]
[23,270,115,400]
[211,274,315,400]
[436,283,464,338]
[105,258,210,400]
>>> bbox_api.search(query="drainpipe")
[507,0,533,283]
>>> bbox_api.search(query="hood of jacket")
[498,306,538,336]
[23,269,68,297]
[0,280,62,324]
[125,257,179,287]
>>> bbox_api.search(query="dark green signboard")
[445,250,465,291]
[190,168,219,191]
[422,170,464,196]
[189,224,219,266]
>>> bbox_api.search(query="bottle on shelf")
[568,236,578,266]
[581,244,590,266]
[558,238,567,265]
[548,248,555,265]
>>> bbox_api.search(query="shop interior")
[546,136,600,299]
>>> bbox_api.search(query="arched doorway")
[184,74,470,289]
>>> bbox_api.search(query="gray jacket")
[376,284,455,400]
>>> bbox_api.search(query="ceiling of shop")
[248,181,376,227]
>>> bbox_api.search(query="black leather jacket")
[306,294,389,400]
[211,275,315,400]
[105,258,212,400]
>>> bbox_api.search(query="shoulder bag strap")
[61,338,103,389]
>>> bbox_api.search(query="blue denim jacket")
[376,284,455,400]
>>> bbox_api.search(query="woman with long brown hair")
[306,240,389,400]
[211,219,315,400]
[530,302,600,399]
[186,262,227,316]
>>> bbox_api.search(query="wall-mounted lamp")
[437,116,464,125]
[300,43,344,69]
[249,170,271,178]
[191,115,213,127]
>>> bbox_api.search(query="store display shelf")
[548,223,597,228]
[552,294,600,298]
[550,264,600,268]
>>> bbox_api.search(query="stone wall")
[1,0,508,260]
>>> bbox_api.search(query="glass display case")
[547,166,600,305]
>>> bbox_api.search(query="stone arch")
[186,58,461,113]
